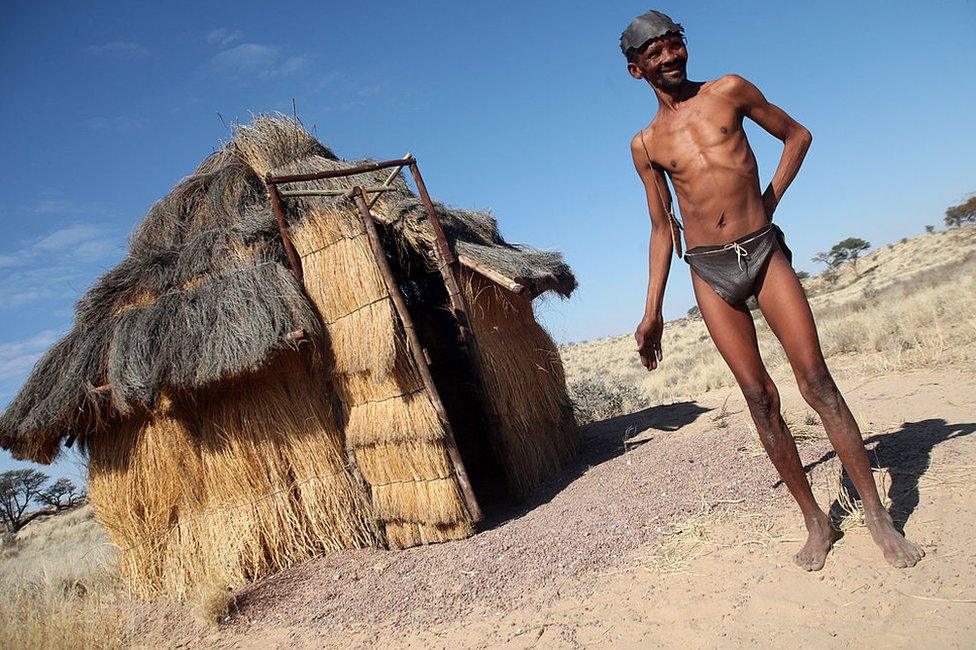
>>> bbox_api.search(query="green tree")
[945,195,976,228]
[0,469,49,532]
[36,477,84,511]
[813,237,871,274]
[795,270,810,281]
[687,305,701,318]
[924,225,935,234]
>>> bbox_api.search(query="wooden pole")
[278,186,398,198]
[267,183,304,284]
[266,157,415,185]
[367,152,411,209]
[352,187,483,523]
[457,254,527,295]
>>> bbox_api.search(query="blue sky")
[2,0,975,479]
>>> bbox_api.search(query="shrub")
[568,377,650,425]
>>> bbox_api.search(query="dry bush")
[568,377,650,425]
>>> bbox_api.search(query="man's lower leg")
[741,381,837,571]
[799,369,925,568]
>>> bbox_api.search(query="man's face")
[627,32,688,90]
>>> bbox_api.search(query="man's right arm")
[630,131,673,371]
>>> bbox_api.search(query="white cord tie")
[723,241,749,270]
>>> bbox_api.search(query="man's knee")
[798,366,839,411]
[741,381,780,424]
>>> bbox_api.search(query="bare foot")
[865,511,925,568]
[794,514,839,571]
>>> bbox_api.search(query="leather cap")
[620,10,683,56]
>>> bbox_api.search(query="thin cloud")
[34,224,108,253]
[29,199,103,216]
[206,28,244,47]
[0,331,61,382]
[206,43,309,81]
[0,222,125,308]
[85,41,149,58]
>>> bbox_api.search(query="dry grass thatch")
[88,353,376,601]
[289,192,473,548]
[461,269,579,494]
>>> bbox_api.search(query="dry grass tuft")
[641,497,742,574]
[827,461,892,532]
[568,376,650,425]
[0,567,126,649]
[191,578,232,626]
[0,507,128,649]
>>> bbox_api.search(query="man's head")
[621,10,687,90]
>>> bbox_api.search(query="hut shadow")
[481,401,711,530]
[790,419,976,532]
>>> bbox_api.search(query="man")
[624,10,924,570]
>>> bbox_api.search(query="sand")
[180,363,976,648]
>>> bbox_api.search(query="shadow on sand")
[796,419,976,531]
[481,401,712,530]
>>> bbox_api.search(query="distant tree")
[687,305,701,318]
[795,270,810,281]
[945,195,976,228]
[834,237,871,272]
[0,469,49,533]
[811,251,837,267]
[36,477,85,511]
[924,225,935,234]
[813,237,871,274]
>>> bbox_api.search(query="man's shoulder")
[704,74,759,98]
[630,122,656,151]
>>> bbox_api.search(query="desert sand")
[203,368,976,648]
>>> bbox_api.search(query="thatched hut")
[0,117,578,600]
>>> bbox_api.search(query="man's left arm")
[727,74,812,219]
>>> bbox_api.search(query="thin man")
[623,10,924,570]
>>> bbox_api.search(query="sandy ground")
[189,362,976,649]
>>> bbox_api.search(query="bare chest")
[649,98,752,177]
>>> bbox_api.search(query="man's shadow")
[796,419,976,531]
[480,401,711,529]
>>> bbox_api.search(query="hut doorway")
[378,223,510,510]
